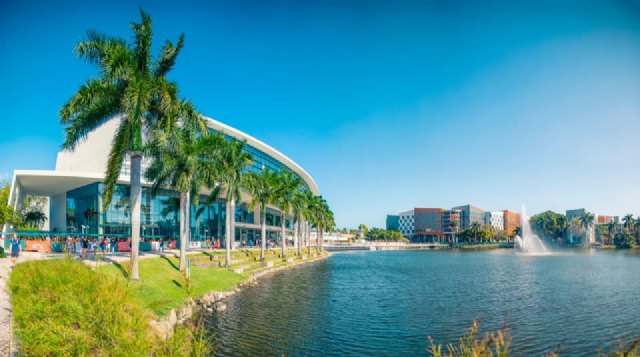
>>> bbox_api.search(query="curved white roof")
[204,116,318,194]
[53,115,318,194]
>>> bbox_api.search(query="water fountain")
[514,204,548,254]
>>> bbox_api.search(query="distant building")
[386,215,400,231]
[398,210,415,238]
[413,208,445,243]
[503,210,520,236]
[442,209,462,242]
[484,211,504,231]
[597,215,618,224]
[452,204,486,230]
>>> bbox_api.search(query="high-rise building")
[452,204,486,230]
[503,210,520,236]
[413,208,445,242]
[386,215,400,231]
[484,211,505,231]
[398,210,415,238]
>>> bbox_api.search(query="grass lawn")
[100,254,245,316]
[100,248,319,316]
[9,258,206,356]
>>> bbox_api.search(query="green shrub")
[0,246,4,258]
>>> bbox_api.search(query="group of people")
[63,236,120,259]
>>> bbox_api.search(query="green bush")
[0,246,4,258]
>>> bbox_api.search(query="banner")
[26,240,51,252]
[118,241,131,252]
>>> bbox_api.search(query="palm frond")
[103,122,132,208]
[154,34,184,77]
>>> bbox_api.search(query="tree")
[623,214,635,232]
[144,128,225,272]
[579,212,595,245]
[273,171,302,259]
[470,222,482,243]
[358,224,369,239]
[244,169,279,261]
[513,226,522,238]
[529,211,568,244]
[291,188,309,256]
[60,10,204,280]
[0,183,22,229]
[217,140,252,267]
[449,220,459,243]
[22,211,48,229]
[613,232,637,249]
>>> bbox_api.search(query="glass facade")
[66,183,228,241]
[211,128,311,192]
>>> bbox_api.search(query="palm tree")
[623,214,635,232]
[273,171,302,259]
[449,220,458,243]
[244,169,279,261]
[579,212,595,245]
[59,10,204,280]
[291,189,309,256]
[470,222,482,243]
[308,195,332,252]
[23,210,47,229]
[145,128,225,271]
[218,140,252,267]
[607,221,618,244]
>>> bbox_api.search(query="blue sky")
[1,0,639,228]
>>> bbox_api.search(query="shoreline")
[150,250,331,338]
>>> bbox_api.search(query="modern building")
[484,211,505,231]
[442,209,461,242]
[398,210,415,238]
[503,210,520,236]
[452,204,486,230]
[413,208,445,242]
[386,215,400,232]
[4,116,319,247]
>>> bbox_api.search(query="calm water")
[205,249,640,356]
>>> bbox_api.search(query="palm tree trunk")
[281,213,287,258]
[317,224,322,252]
[230,198,236,251]
[294,218,300,256]
[129,151,142,281]
[260,206,266,260]
[179,191,189,272]
[306,221,311,253]
[225,198,232,267]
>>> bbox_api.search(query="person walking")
[80,237,89,259]
[10,233,21,264]
[66,236,74,255]
[110,237,117,254]
[159,238,164,253]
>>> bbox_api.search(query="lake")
[205,249,640,356]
